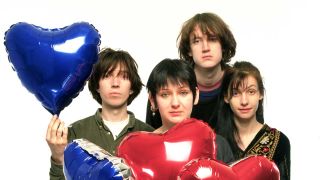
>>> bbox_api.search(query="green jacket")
[49,109,154,180]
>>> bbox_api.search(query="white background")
[0,0,318,179]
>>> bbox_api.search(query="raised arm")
[46,115,68,179]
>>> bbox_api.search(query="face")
[98,64,132,109]
[189,25,223,69]
[150,81,199,129]
[225,75,263,122]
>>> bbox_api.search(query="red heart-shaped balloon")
[178,156,280,180]
[117,118,216,180]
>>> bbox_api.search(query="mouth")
[110,92,121,96]
[169,111,182,117]
[238,108,252,113]
[202,55,212,60]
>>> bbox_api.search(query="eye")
[191,37,201,44]
[248,89,257,95]
[232,90,239,97]
[180,90,190,96]
[158,90,170,98]
[119,72,129,80]
[103,73,112,78]
[160,92,169,98]
[208,35,218,42]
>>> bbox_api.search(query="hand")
[46,115,68,165]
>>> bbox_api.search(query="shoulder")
[128,111,154,132]
[215,134,234,163]
[279,131,290,144]
[266,125,290,147]
[70,113,97,130]
[278,131,291,153]
[215,133,233,154]
[216,134,230,147]
[67,112,100,142]
[135,119,154,131]
[266,124,291,156]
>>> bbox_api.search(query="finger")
[56,121,65,138]
[46,115,58,140]
[50,116,61,140]
[62,126,68,143]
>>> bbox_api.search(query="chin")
[238,115,255,121]
[168,118,184,124]
[109,102,127,108]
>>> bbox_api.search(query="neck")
[234,116,263,150]
[154,122,175,134]
[100,105,128,122]
[234,116,261,135]
[194,65,224,87]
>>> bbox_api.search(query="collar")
[94,108,136,129]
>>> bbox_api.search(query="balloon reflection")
[164,141,192,161]
[53,36,86,53]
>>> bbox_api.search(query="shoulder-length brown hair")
[177,12,236,69]
[88,48,143,105]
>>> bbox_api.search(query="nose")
[171,94,180,109]
[202,39,210,52]
[240,93,249,106]
[111,76,120,88]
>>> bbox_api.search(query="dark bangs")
[89,48,142,105]
[147,59,197,101]
[99,52,129,78]
[226,71,250,100]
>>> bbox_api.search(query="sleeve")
[49,157,66,180]
[215,134,234,164]
[49,126,76,180]
[278,133,291,180]
[141,122,156,132]
[67,125,76,143]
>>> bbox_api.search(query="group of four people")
[46,12,290,180]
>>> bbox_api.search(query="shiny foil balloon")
[64,139,131,180]
[117,118,217,180]
[178,156,280,180]
[4,22,100,115]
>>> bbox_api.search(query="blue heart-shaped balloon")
[64,139,130,180]
[4,22,100,115]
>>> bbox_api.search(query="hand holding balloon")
[4,22,101,114]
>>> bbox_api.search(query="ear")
[148,93,156,109]
[129,90,133,95]
[188,51,192,57]
[96,89,100,93]
[259,94,264,100]
[193,87,200,105]
[224,96,230,104]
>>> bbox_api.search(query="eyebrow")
[159,84,189,90]
[190,35,200,41]
[107,69,128,74]
[246,84,257,88]
[233,83,257,90]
